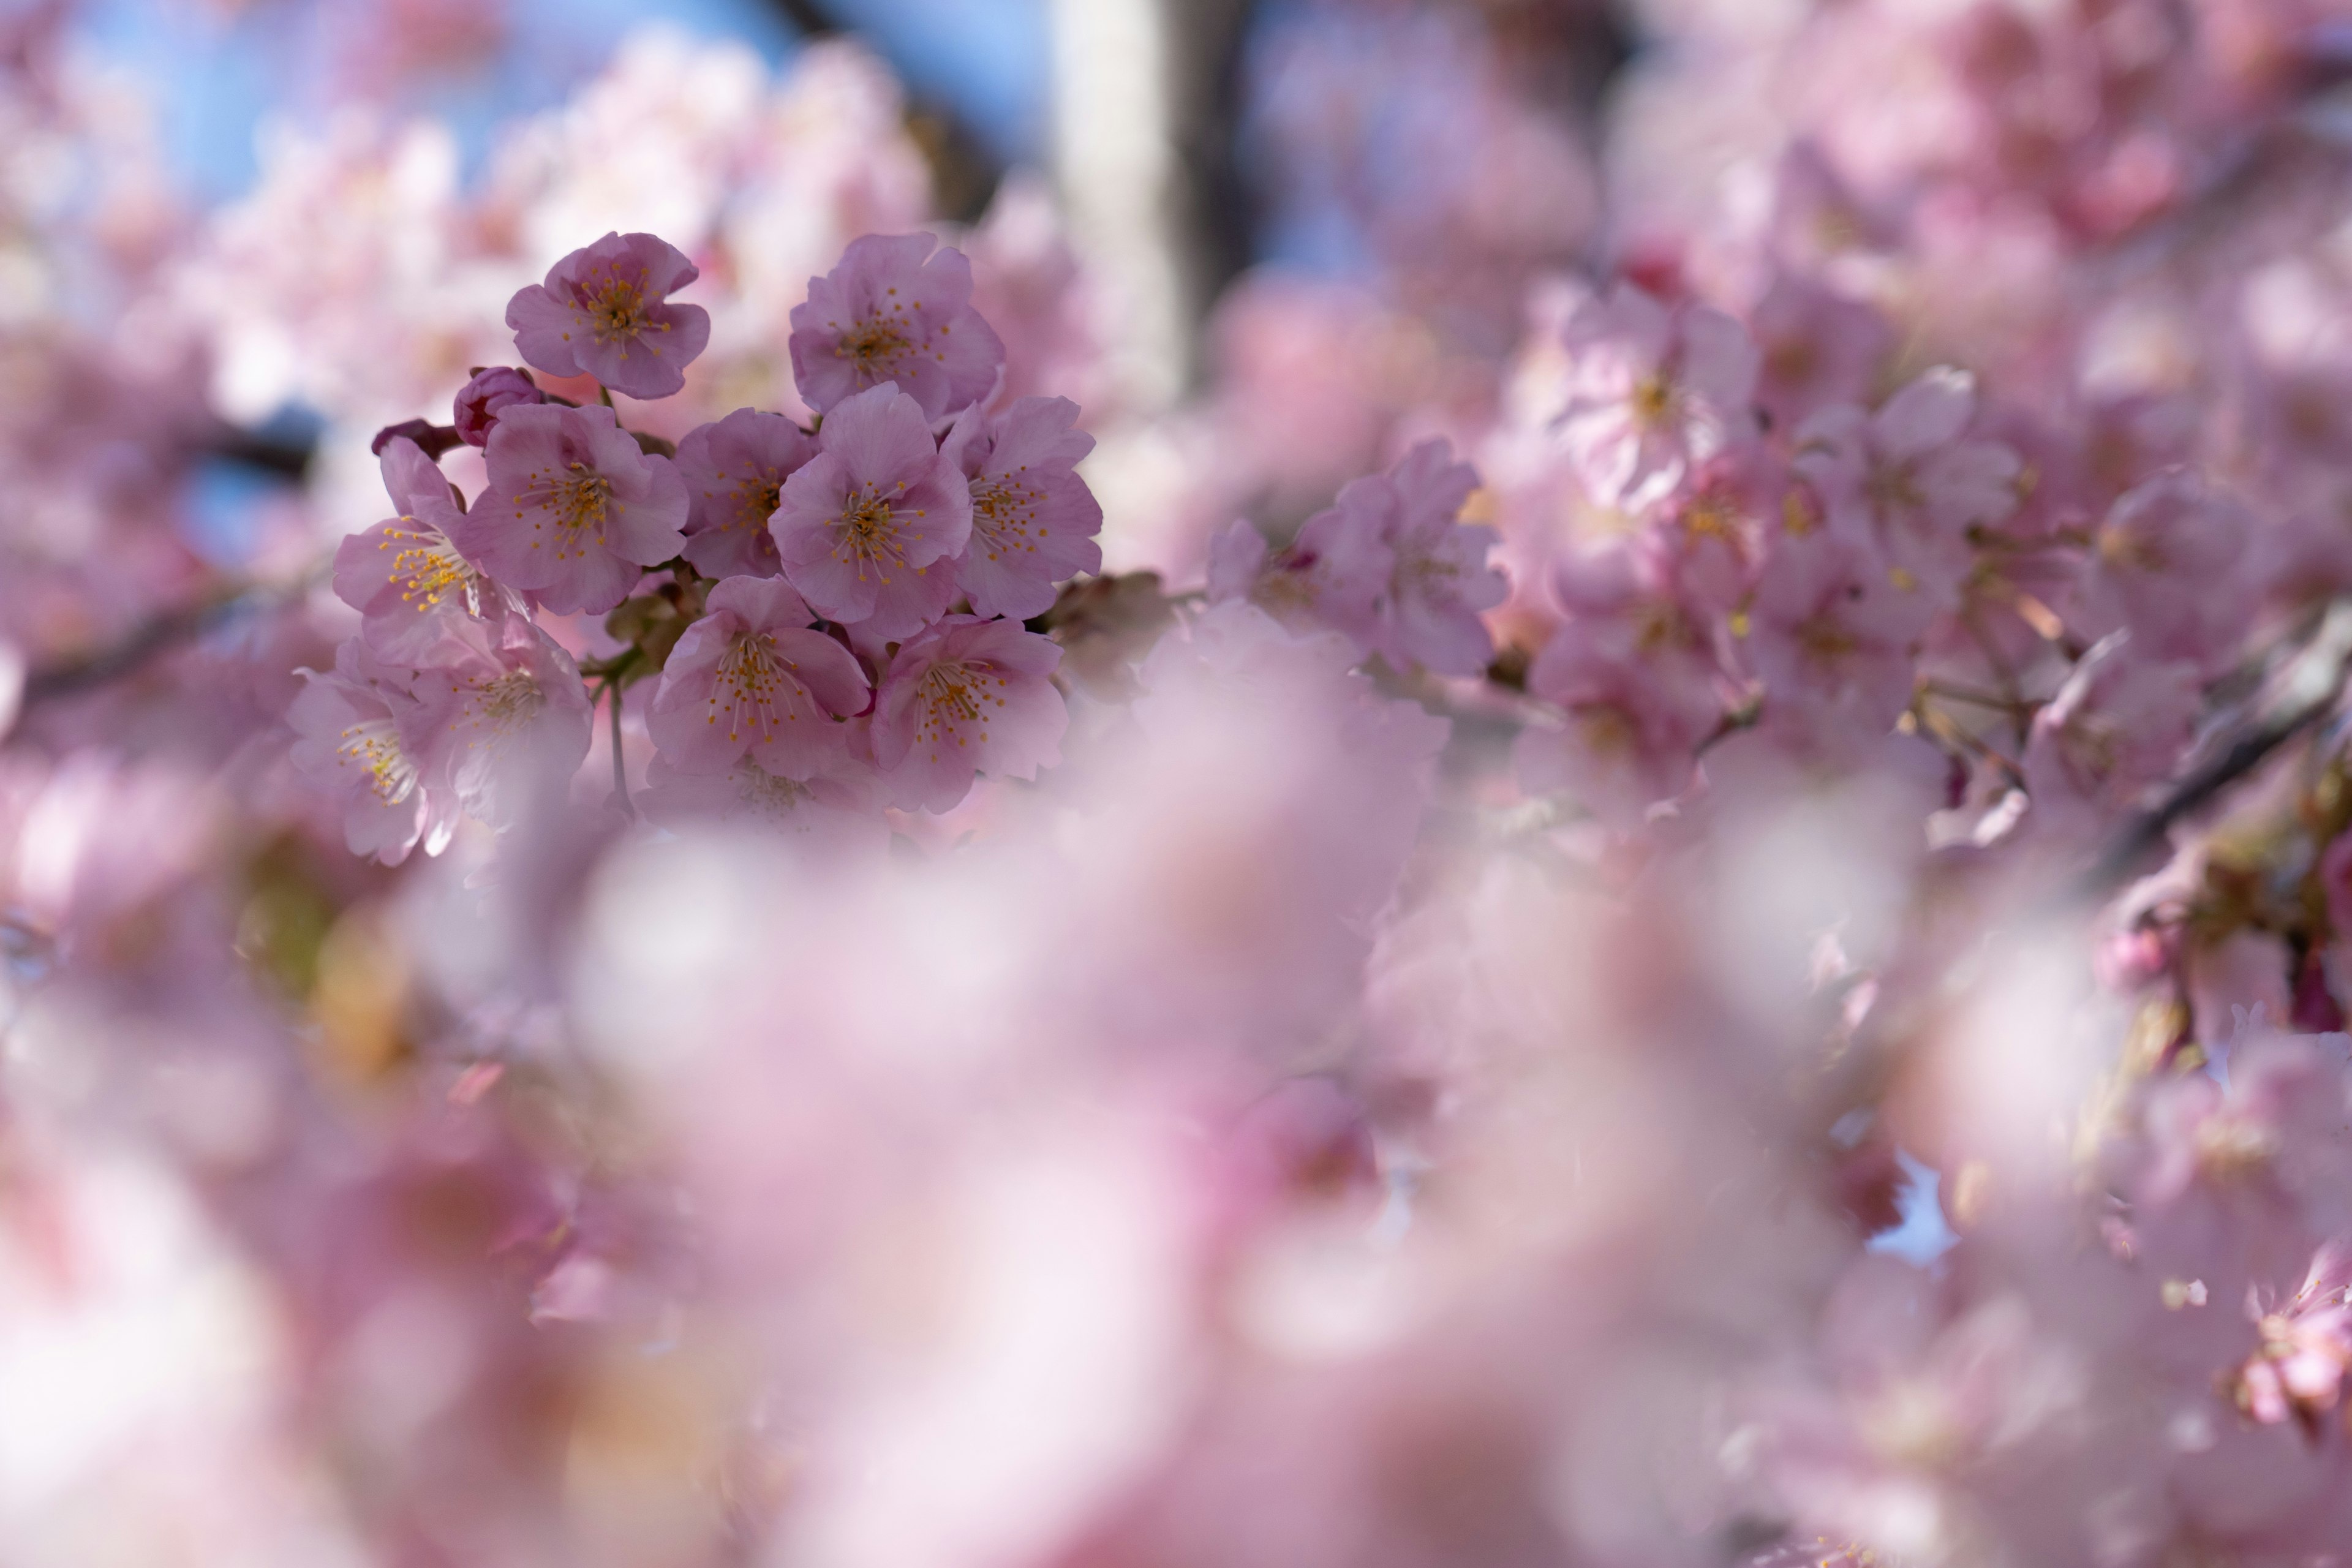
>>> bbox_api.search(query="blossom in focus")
[788,232,1005,420]
[288,637,456,865]
[505,230,712,400]
[1308,439,1506,676]
[870,615,1066,812]
[770,383,971,635]
[396,611,594,828]
[942,395,1103,620]
[333,435,508,662]
[1555,282,1760,513]
[646,575,869,780]
[458,402,690,617]
[676,407,816,580]
[452,366,546,447]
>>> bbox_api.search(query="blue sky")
[70,0,1047,200]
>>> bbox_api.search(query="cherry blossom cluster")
[24,8,2352,1568]
[290,230,1110,856]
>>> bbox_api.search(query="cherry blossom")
[396,611,594,828]
[869,615,1066,812]
[676,407,815,580]
[941,394,1103,620]
[456,401,690,617]
[788,231,1005,420]
[769,382,971,635]
[287,637,456,865]
[646,575,869,779]
[1555,281,1760,513]
[452,366,546,447]
[1307,439,1506,676]
[332,434,508,661]
[505,230,712,400]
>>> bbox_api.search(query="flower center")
[832,488,913,581]
[839,314,914,377]
[475,669,546,731]
[384,522,484,614]
[1630,374,1676,428]
[737,762,815,817]
[577,274,661,344]
[710,633,797,743]
[337,718,417,804]
[972,477,1043,560]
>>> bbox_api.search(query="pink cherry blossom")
[2232,1242,2352,1431]
[788,232,1006,420]
[505,231,712,400]
[870,615,1066,813]
[1205,512,1393,643]
[1750,277,1894,432]
[1743,529,1920,744]
[646,575,870,780]
[942,395,1103,620]
[396,612,594,828]
[1515,620,1715,827]
[1555,281,1760,513]
[638,752,889,853]
[452,366,546,447]
[333,435,510,662]
[1310,439,1507,676]
[2079,469,2258,669]
[287,636,457,865]
[2021,633,2201,835]
[456,402,689,617]
[769,383,971,635]
[1795,368,2022,603]
[676,408,816,581]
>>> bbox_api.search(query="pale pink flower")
[1744,530,1920,742]
[397,612,594,828]
[638,750,889,853]
[1796,368,2021,603]
[333,435,510,662]
[2079,469,2257,669]
[1310,440,1506,676]
[456,402,689,617]
[288,636,456,865]
[1205,512,1394,644]
[788,232,1006,420]
[2021,633,2201,834]
[452,366,545,447]
[1750,277,1894,432]
[941,395,1103,620]
[1555,282,1760,513]
[2232,1242,2352,1431]
[769,383,971,635]
[676,408,816,580]
[1515,621,1714,827]
[870,616,1066,813]
[646,575,869,779]
[505,231,712,400]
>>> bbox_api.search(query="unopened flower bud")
[453,366,546,447]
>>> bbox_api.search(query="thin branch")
[605,681,634,820]
[21,579,307,710]
[2075,600,2352,900]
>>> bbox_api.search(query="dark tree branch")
[2075,601,2352,900]
[764,0,839,38]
